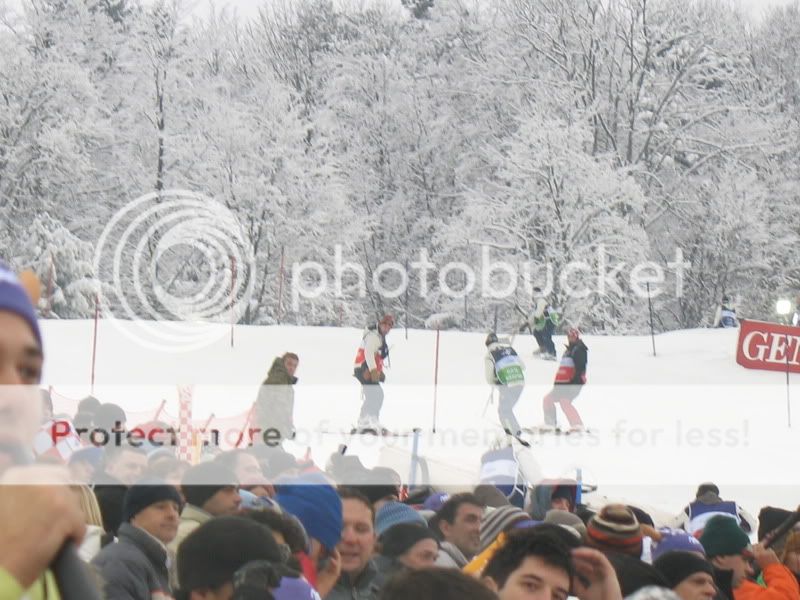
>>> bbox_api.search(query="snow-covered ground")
[41,320,799,522]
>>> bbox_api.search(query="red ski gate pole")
[90,293,99,394]
[432,328,440,433]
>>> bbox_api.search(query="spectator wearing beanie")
[654,551,716,600]
[479,506,536,554]
[374,501,426,536]
[544,509,588,542]
[463,506,537,578]
[758,508,795,557]
[91,480,182,600]
[169,462,241,554]
[176,515,320,600]
[652,529,707,562]
[371,523,440,591]
[275,474,343,597]
[587,504,645,558]
[701,514,800,600]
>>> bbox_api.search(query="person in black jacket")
[541,327,588,432]
[91,480,182,600]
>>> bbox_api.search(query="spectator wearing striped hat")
[586,504,645,558]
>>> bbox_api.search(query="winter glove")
[369,369,380,383]
[379,372,386,383]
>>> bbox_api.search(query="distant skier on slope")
[523,287,558,360]
[485,333,526,437]
[352,313,394,433]
[712,296,738,328]
[539,327,588,433]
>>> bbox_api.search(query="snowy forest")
[1,0,799,334]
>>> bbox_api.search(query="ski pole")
[482,387,495,417]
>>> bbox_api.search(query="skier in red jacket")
[541,327,588,433]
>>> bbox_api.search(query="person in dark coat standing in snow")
[541,327,588,432]
[255,352,299,444]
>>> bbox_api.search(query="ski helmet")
[485,333,498,346]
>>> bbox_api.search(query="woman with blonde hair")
[71,485,111,561]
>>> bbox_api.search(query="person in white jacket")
[485,333,526,437]
[352,314,394,432]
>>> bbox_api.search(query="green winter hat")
[699,515,751,558]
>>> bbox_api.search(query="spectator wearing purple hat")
[652,529,707,562]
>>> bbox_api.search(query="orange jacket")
[735,564,800,600]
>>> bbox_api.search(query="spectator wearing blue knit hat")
[374,501,426,536]
[274,474,344,597]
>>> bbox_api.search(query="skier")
[539,327,587,433]
[353,313,394,433]
[525,287,558,360]
[712,296,738,328]
[485,333,525,437]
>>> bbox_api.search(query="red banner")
[736,319,800,374]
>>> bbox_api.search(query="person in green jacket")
[254,352,299,445]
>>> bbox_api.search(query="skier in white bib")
[485,333,526,437]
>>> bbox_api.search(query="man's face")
[713,554,754,589]
[203,486,241,516]
[338,498,376,577]
[399,538,439,570]
[673,572,717,600]
[0,312,43,466]
[131,499,181,544]
[379,322,392,336]
[234,453,264,487]
[550,497,571,512]
[107,450,147,485]
[440,502,482,558]
[489,556,570,600]
[283,357,299,378]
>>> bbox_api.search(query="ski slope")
[41,319,799,523]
